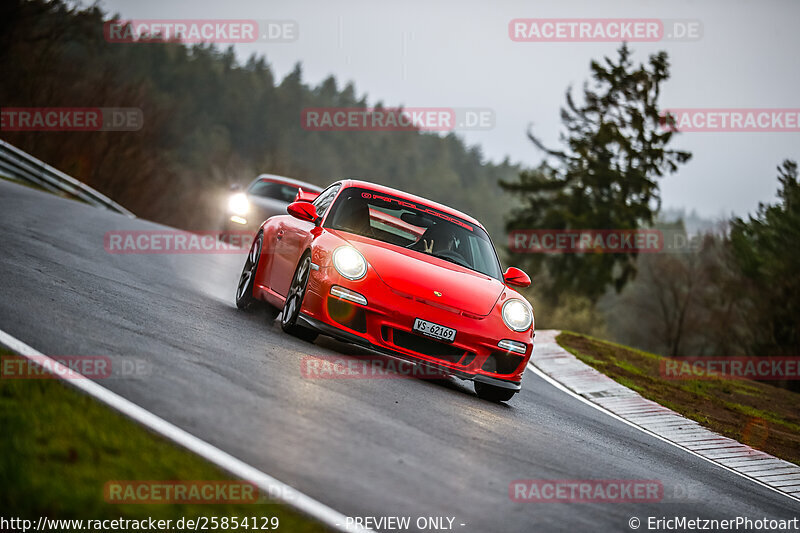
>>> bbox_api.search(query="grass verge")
[556,332,800,466]
[0,348,325,531]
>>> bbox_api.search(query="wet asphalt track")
[0,180,797,532]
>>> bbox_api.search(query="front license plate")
[413,318,457,343]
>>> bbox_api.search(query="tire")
[236,231,280,318]
[235,231,264,310]
[474,381,516,403]
[280,253,319,342]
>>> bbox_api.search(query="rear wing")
[294,188,320,203]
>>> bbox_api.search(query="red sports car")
[235,180,534,402]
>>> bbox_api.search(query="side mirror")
[287,201,318,224]
[503,267,531,288]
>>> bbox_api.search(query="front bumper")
[300,263,533,388]
[298,314,523,390]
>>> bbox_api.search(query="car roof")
[250,174,323,192]
[336,179,484,229]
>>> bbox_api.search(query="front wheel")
[474,381,516,403]
[280,254,318,342]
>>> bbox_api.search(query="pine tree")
[501,44,691,303]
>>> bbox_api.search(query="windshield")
[248,180,300,202]
[325,187,503,280]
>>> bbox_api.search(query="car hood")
[337,232,504,316]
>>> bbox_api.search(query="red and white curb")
[529,330,800,503]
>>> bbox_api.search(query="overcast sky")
[98,0,800,219]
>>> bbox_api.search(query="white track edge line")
[526,361,800,506]
[0,328,372,533]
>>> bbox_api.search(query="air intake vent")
[391,329,464,363]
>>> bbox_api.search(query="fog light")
[330,285,367,306]
[498,339,527,354]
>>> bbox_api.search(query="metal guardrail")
[0,139,135,217]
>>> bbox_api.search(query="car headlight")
[501,299,532,332]
[228,193,250,216]
[333,246,367,280]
